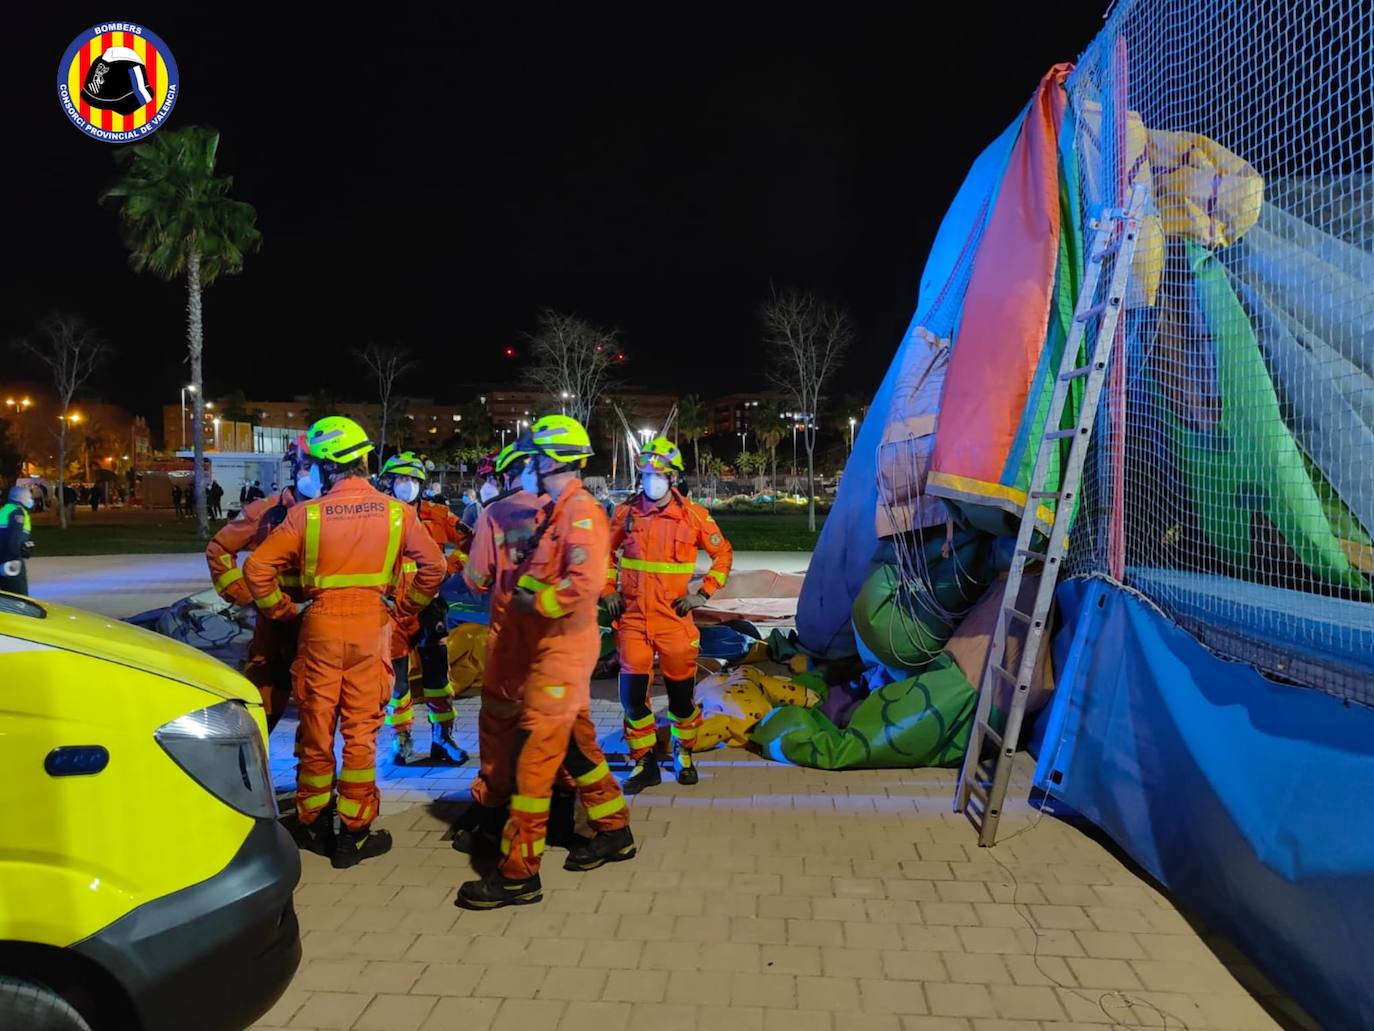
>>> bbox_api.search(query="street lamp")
[848,416,856,453]
[180,384,196,450]
[213,416,221,450]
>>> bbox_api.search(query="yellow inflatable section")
[694,665,821,751]
[1146,129,1263,248]
[446,623,487,697]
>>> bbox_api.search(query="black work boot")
[673,738,700,786]
[332,825,393,869]
[451,804,506,856]
[456,870,543,909]
[622,754,662,795]
[430,720,470,765]
[564,826,637,871]
[291,807,336,857]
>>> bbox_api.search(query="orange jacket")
[204,489,301,607]
[463,488,543,607]
[511,483,607,643]
[413,498,469,574]
[244,477,445,622]
[605,490,732,615]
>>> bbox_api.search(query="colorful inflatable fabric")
[693,666,821,751]
[750,653,976,770]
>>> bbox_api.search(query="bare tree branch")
[760,288,854,530]
[524,311,621,430]
[356,343,415,456]
[14,314,107,529]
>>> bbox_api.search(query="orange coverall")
[244,477,445,831]
[204,488,302,728]
[462,488,543,809]
[606,490,733,757]
[500,481,629,881]
[386,498,467,729]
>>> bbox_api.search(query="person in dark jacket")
[171,483,184,518]
[1,484,35,595]
[207,479,225,519]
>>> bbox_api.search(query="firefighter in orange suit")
[379,451,469,766]
[604,436,733,794]
[457,415,634,909]
[450,442,545,854]
[204,434,316,731]
[245,416,446,868]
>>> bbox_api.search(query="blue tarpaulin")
[1036,577,1374,1030]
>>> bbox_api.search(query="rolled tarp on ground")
[750,652,976,770]
[795,106,1025,659]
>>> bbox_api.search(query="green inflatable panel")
[851,531,994,673]
[750,653,976,770]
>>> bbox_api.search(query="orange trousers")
[500,685,629,881]
[617,614,702,759]
[292,597,391,832]
[243,610,299,731]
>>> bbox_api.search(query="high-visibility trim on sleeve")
[254,588,284,610]
[535,586,565,619]
[708,570,728,586]
[405,586,434,607]
[214,566,244,592]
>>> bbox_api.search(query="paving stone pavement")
[255,694,1317,1031]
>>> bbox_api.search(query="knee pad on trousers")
[665,676,696,720]
[619,673,652,721]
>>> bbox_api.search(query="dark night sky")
[6,4,1107,429]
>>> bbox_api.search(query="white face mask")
[393,478,421,503]
[643,472,670,501]
[19,493,33,509]
[295,466,322,499]
[479,481,500,503]
[519,463,541,497]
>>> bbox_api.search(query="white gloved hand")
[2,560,21,577]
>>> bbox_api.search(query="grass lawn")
[712,510,827,552]
[31,517,216,556]
[29,508,826,556]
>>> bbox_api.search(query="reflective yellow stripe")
[708,570,728,586]
[278,573,302,587]
[406,586,433,607]
[385,707,415,726]
[338,767,375,784]
[574,762,610,787]
[303,500,405,589]
[254,588,284,610]
[627,731,658,750]
[620,557,695,575]
[214,566,244,592]
[423,685,453,699]
[304,506,321,584]
[401,559,417,573]
[428,709,456,723]
[455,551,469,565]
[500,837,547,857]
[510,794,551,814]
[536,586,566,618]
[671,724,699,740]
[336,796,362,817]
[299,770,335,788]
[518,574,554,593]
[626,712,656,730]
[586,795,627,822]
[301,791,332,812]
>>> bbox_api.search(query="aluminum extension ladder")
[953,183,1147,847]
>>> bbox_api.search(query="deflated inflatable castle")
[786,2,1374,1026]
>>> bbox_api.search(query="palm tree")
[102,127,261,538]
[677,393,710,486]
[753,400,787,495]
[458,398,494,449]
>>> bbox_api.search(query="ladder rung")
[992,664,1017,684]
[1044,428,1078,441]
[1029,490,1064,500]
[1005,607,1034,626]
[1075,297,1120,322]
[980,724,1003,750]
[1016,548,1047,563]
[1060,365,1095,381]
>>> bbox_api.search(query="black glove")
[673,591,709,617]
[21,540,36,558]
[603,591,624,621]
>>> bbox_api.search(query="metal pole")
[180,388,186,450]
